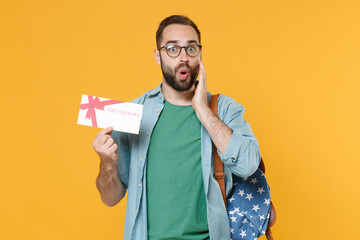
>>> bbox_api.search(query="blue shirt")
[111,83,261,240]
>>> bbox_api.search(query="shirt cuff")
[217,130,259,177]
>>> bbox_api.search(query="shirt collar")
[146,82,163,96]
[145,82,165,103]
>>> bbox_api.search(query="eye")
[167,45,179,52]
[187,47,195,52]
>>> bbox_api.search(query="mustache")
[175,63,192,72]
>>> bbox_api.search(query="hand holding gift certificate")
[77,94,143,134]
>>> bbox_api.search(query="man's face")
[155,24,201,92]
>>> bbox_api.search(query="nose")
[179,47,189,63]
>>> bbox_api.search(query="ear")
[154,49,161,65]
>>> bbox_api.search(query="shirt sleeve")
[216,94,261,178]
[111,130,130,191]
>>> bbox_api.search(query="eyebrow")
[165,40,199,45]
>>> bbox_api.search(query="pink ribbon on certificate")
[80,95,123,128]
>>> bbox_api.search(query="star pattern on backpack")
[227,169,271,240]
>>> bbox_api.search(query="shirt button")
[140,157,144,161]
[156,109,159,113]
[146,132,150,136]
[139,183,142,188]
[136,209,138,213]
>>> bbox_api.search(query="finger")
[93,131,111,147]
[108,143,118,153]
[96,126,113,144]
[199,60,206,84]
[103,137,115,149]
[99,126,113,135]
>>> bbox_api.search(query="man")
[92,15,261,240]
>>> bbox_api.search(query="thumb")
[101,126,113,136]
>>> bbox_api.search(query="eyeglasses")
[158,44,202,58]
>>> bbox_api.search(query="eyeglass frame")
[158,44,202,58]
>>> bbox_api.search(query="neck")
[161,80,195,106]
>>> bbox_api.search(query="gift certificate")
[77,94,143,134]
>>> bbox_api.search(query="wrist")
[100,158,118,171]
[195,105,213,123]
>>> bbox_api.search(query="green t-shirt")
[146,100,209,240]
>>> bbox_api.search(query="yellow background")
[1,0,359,239]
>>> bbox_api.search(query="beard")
[160,58,200,92]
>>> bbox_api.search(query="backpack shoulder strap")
[209,94,227,208]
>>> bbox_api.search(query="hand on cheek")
[192,60,208,113]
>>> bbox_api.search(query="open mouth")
[178,67,190,79]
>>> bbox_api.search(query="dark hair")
[156,15,201,48]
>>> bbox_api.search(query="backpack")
[210,94,276,240]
